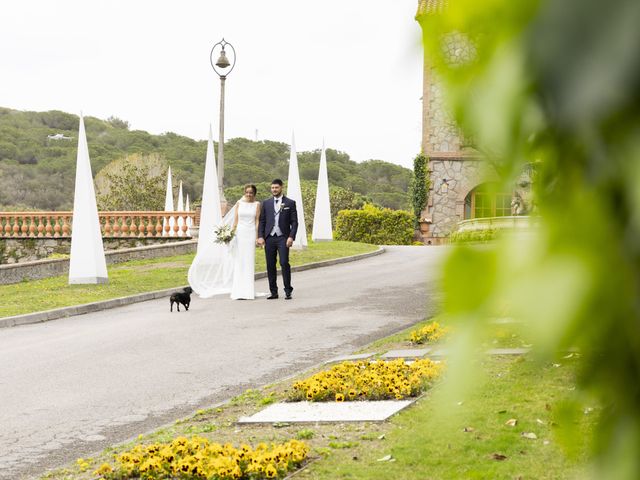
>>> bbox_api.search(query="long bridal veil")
[188,204,238,298]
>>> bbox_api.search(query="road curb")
[0,246,385,329]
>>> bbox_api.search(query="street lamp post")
[210,38,236,210]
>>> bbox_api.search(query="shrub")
[335,204,413,245]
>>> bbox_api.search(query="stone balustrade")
[456,215,535,232]
[0,211,196,238]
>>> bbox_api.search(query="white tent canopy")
[311,139,333,241]
[68,114,108,284]
[286,131,307,249]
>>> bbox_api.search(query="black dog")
[170,287,193,312]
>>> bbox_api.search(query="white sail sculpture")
[311,139,333,241]
[286,131,307,249]
[163,166,175,236]
[68,114,108,284]
[188,126,235,297]
[185,193,192,236]
[177,181,185,237]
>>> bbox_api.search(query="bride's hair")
[244,184,257,195]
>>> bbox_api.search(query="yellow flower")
[75,458,90,472]
[93,463,112,476]
[160,446,175,462]
[172,436,189,447]
[174,457,193,473]
[335,393,345,402]
[265,463,278,478]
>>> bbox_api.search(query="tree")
[0,141,17,160]
[107,116,130,130]
[409,153,429,227]
[96,153,167,210]
[300,181,369,234]
[0,108,412,211]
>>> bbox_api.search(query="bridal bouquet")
[214,224,235,244]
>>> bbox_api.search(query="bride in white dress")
[230,184,260,300]
[187,184,260,300]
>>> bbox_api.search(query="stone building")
[415,0,532,244]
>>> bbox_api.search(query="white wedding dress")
[188,201,260,300]
[230,201,258,299]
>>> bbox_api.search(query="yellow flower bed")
[409,321,449,344]
[290,358,443,402]
[93,436,309,479]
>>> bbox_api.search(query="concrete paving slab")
[427,348,448,358]
[324,353,375,364]
[238,400,414,423]
[380,348,431,359]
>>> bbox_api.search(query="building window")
[464,184,512,219]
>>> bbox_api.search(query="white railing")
[456,215,536,232]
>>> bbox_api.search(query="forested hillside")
[0,108,411,210]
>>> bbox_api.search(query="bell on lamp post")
[215,49,231,69]
[210,38,236,213]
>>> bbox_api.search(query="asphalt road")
[0,245,447,479]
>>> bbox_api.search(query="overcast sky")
[0,0,423,168]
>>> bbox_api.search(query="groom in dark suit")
[257,179,299,299]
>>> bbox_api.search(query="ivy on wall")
[410,153,430,227]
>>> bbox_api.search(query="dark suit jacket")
[258,196,299,240]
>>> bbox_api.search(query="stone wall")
[421,159,535,242]
[422,32,475,155]
[424,73,462,153]
[0,236,191,265]
[418,21,486,243]
[426,158,492,238]
[0,239,196,285]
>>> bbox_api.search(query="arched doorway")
[464,183,512,219]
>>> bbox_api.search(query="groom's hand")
[257,237,265,247]
[286,237,294,248]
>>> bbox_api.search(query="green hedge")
[335,204,414,245]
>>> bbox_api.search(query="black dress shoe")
[267,294,279,300]
[285,293,292,300]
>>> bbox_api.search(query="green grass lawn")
[298,321,596,479]
[0,240,377,318]
[300,356,594,479]
[39,319,596,480]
